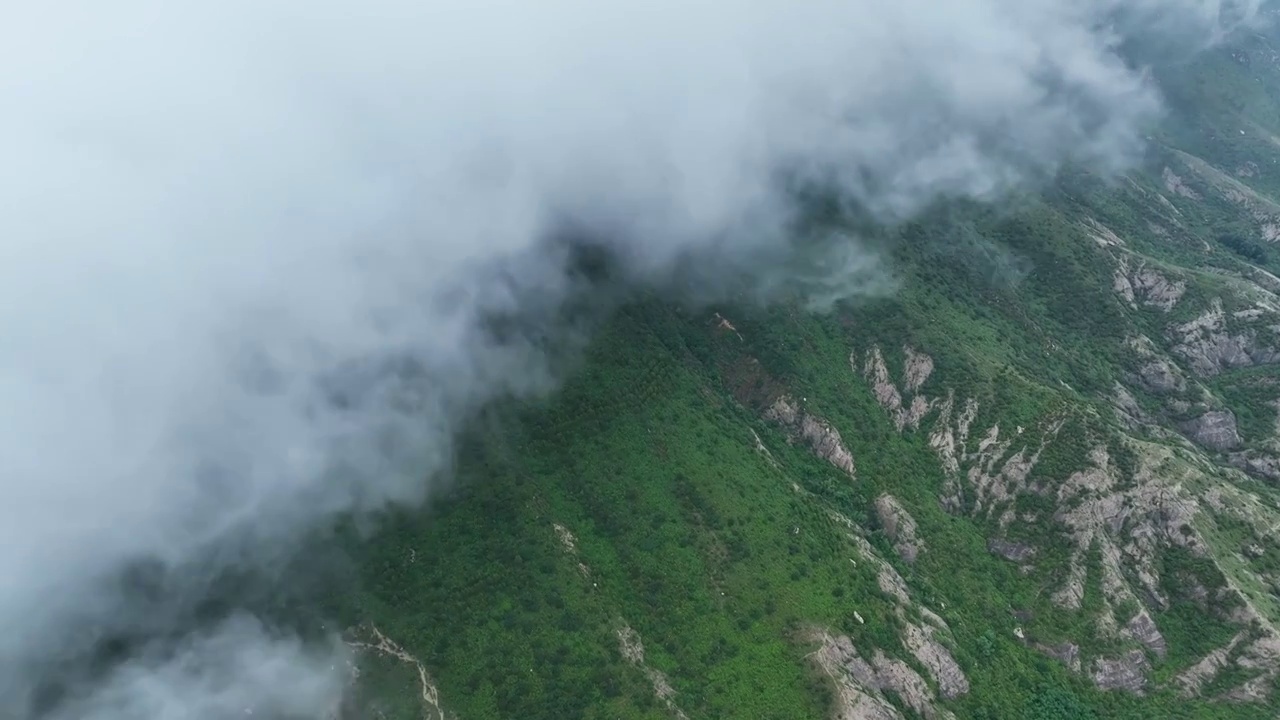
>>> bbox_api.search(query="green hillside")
[338,26,1280,720]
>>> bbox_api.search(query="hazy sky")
[0,0,1267,717]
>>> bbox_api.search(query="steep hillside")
[338,23,1280,720]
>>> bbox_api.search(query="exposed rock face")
[346,625,451,720]
[1173,150,1280,243]
[927,390,1059,516]
[988,538,1036,563]
[1179,411,1243,451]
[872,651,945,718]
[1178,633,1280,702]
[1123,612,1168,659]
[765,395,856,477]
[862,348,903,417]
[1176,330,1280,377]
[1223,636,1280,702]
[1053,447,1204,619]
[876,563,912,606]
[1085,218,1125,247]
[963,422,1057,518]
[1092,650,1150,693]
[1038,642,1081,672]
[1227,451,1280,481]
[844,531,968,709]
[808,630,956,720]
[902,396,931,431]
[1114,258,1186,311]
[1223,675,1275,703]
[903,347,935,393]
[1052,565,1087,611]
[1164,167,1201,199]
[1249,267,1280,293]
[1111,384,1148,428]
[875,495,923,564]
[1136,358,1185,393]
[616,624,690,719]
[902,624,969,700]
[1177,633,1247,696]
[860,345,936,432]
[1171,300,1280,376]
[929,392,979,479]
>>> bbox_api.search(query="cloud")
[0,0,1260,717]
[45,616,348,720]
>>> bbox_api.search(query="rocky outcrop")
[1164,167,1201,199]
[929,392,979,479]
[1112,384,1148,428]
[963,422,1058,519]
[902,624,969,700]
[1085,218,1126,247]
[871,651,942,718]
[765,395,856,477]
[1170,150,1280,244]
[1177,633,1280,702]
[1177,633,1247,696]
[1037,642,1081,672]
[876,563,912,606]
[844,531,968,708]
[617,624,690,720]
[926,390,1061,517]
[1051,447,1206,623]
[1092,650,1150,693]
[1179,411,1243,451]
[987,538,1036,563]
[1236,634,1280,671]
[1171,300,1280,377]
[1114,258,1186,311]
[1135,358,1185,394]
[808,630,956,720]
[860,345,936,432]
[1122,612,1168,659]
[903,347,935,392]
[875,495,923,564]
[1175,330,1280,377]
[862,348,903,417]
[347,625,451,720]
[1227,451,1280,481]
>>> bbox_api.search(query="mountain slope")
[340,22,1280,720]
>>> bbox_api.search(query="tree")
[1025,685,1095,720]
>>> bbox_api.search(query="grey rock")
[903,624,970,700]
[987,538,1037,563]
[765,396,856,476]
[1112,384,1147,428]
[1123,612,1168,659]
[1092,649,1150,693]
[1039,642,1081,672]
[875,495,922,564]
[1114,258,1186,311]
[1179,411,1242,451]
[1227,451,1280,481]
[1136,359,1184,393]
[1175,330,1280,377]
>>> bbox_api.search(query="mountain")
[337,22,1280,720]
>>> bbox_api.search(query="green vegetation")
[339,25,1280,720]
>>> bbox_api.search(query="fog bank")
[0,0,1267,716]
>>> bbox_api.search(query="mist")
[0,0,1268,717]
